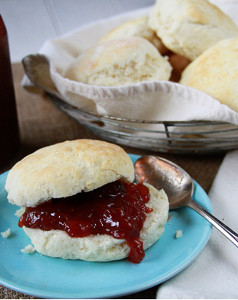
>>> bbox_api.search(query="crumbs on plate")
[1,228,11,239]
[21,244,36,254]
[175,229,183,239]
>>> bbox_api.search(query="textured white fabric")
[157,150,238,299]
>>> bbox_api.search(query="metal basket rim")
[49,93,237,127]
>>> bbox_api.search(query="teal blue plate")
[0,154,212,299]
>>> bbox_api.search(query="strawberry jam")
[19,180,153,263]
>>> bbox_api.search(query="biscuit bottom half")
[20,182,168,263]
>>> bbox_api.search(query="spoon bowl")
[135,156,193,210]
[135,155,238,247]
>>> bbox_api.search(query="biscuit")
[148,0,238,60]
[5,139,134,207]
[180,38,238,112]
[22,184,169,261]
[6,139,169,262]
[65,37,172,86]
[100,16,168,55]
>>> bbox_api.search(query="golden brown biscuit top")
[5,139,134,207]
[180,38,238,112]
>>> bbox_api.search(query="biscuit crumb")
[21,244,36,254]
[175,229,183,239]
[1,228,11,238]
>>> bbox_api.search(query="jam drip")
[19,180,152,263]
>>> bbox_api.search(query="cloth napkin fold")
[157,150,238,299]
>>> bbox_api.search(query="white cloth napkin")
[22,1,238,125]
[156,150,238,299]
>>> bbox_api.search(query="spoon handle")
[188,200,238,247]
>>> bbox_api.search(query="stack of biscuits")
[65,0,238,112]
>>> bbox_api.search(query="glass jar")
[0,15,19,168]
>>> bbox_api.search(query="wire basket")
[49,93,238,154]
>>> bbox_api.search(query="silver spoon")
[135,155,238,247]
